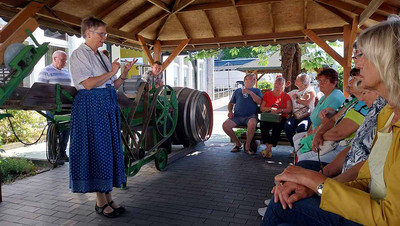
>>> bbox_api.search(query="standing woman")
[69,16,136,218]
[260,77,292,158]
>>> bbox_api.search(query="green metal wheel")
[155,148,168,171]
[154,85,178,138]
[125,157,142,177]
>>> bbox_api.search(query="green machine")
[0,30,178,183]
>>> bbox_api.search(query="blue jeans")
[261,195,361,226]
[284,116,311,147]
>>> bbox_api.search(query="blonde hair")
[357,15,400,107]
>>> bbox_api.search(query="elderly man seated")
[222,73,262,154]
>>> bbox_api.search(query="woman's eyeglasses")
[90,30,108,38]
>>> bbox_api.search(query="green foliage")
[251,45,280,66]
[0,157,36,183]
[0,110,47,146]
[234,128,247,138]
[300,41,342,72]
[257,80,273,90]
[337,67,344,91]
[222,47,257,59]
[184,49,221,62]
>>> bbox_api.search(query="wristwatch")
[317,183,324,196]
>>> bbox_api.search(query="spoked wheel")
[155,148,168,171]
[154,85,178,138]
[46,122,60,165]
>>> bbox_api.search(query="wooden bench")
[233,124,291,146]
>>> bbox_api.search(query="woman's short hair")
[297,73,311,86]
[317,68,338,85]
[357,15,400,107]
[81,16,107,38]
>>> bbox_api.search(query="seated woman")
[292,68,345,153]
[260,77,292,158]
[262,16,400,226]
[284,74,315,154]
[296,70,369,163]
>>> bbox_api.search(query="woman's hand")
[274,166,327,191]
[122,58,138,75]
[272,181,315,209]
[111,58,120,74]
[318,109,328,120]
[311,134,324,153]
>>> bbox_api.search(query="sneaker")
[264,199,271,206]
[258,207,267,217]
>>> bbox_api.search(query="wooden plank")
[203,10,217,37]
[181,0,281,12]
[235,7,244,35]
[267,3,275,33]
[162,39,190,71]
[112,2,153,29]
[155,15,170,39]
[0,1,43,42]
[0,17,38,65]
[315,1,353,24]
[96,0,130,19]
[137,35,154,66]
[343,24,351,97]
[154,40,161,62]
[148,0,171,13]
[314,0,386,22]
[347,16,358,66]
[359,0,384,26]
[302,29,345,67]
[160,26,343,45]
[350,0,398,15]
[130,11,169,35]
[174,0,195,13]
[175,14,190,38]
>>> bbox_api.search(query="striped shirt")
[37,64,72,86]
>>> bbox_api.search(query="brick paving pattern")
[0,141,293,226]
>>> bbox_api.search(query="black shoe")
[109,200,126,214]
[56,159,65,165]
[95,203,119,218]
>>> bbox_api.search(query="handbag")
[260,92,285,123]
[293,106,311,121]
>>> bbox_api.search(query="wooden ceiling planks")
[0,0,397,51]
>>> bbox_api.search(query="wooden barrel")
[172,87,213,146]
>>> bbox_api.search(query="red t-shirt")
[262,91,291,117]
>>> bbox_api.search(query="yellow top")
[320,104,400,226]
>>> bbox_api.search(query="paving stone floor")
[0,139,293,226]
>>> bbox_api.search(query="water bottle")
[242,86,248,98]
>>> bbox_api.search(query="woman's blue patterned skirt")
[69,85,126,193]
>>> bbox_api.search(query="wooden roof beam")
[137,35,155,66]
[302,28,345,67]
[95,0,130,19]
[303,0,307,29]
[129,11,169,34]
[162,39,190,71]
[181,0,281,12]
[148,0,171,13]
[203,10,217,37]
[155,16,169,39]
[359,0,384,26]
[173,0,195,13]
[43,0,63,8]
[267,3,275,33]
[0,1,43,42]
[234,7,245,35]
[160,26,343,45]
[315,1,353,24]
[346,16,358,66]
[314,0,386,22]
[112,2,154,29]
[349,0,399,15]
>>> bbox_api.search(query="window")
[184,66,189,87]
[44,29,67,40]
[173,64,179,86]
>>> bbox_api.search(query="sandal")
[109,200,126,214]
[261,149,272,158]
[95,203,119,218]
[231,145,242,152]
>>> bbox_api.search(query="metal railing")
[214,85,235,100]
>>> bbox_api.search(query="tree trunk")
[281,43,301,91]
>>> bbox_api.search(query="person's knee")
[222,119,235,131]
[247,118,257,128]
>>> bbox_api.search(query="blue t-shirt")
[230,88,262,117]
[310,89,345,129]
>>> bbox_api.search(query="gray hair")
[81,16,107,38]
[244,73,255,81]
[297,73,311,87]
[52,50,66,58]
[357,15,400,107]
